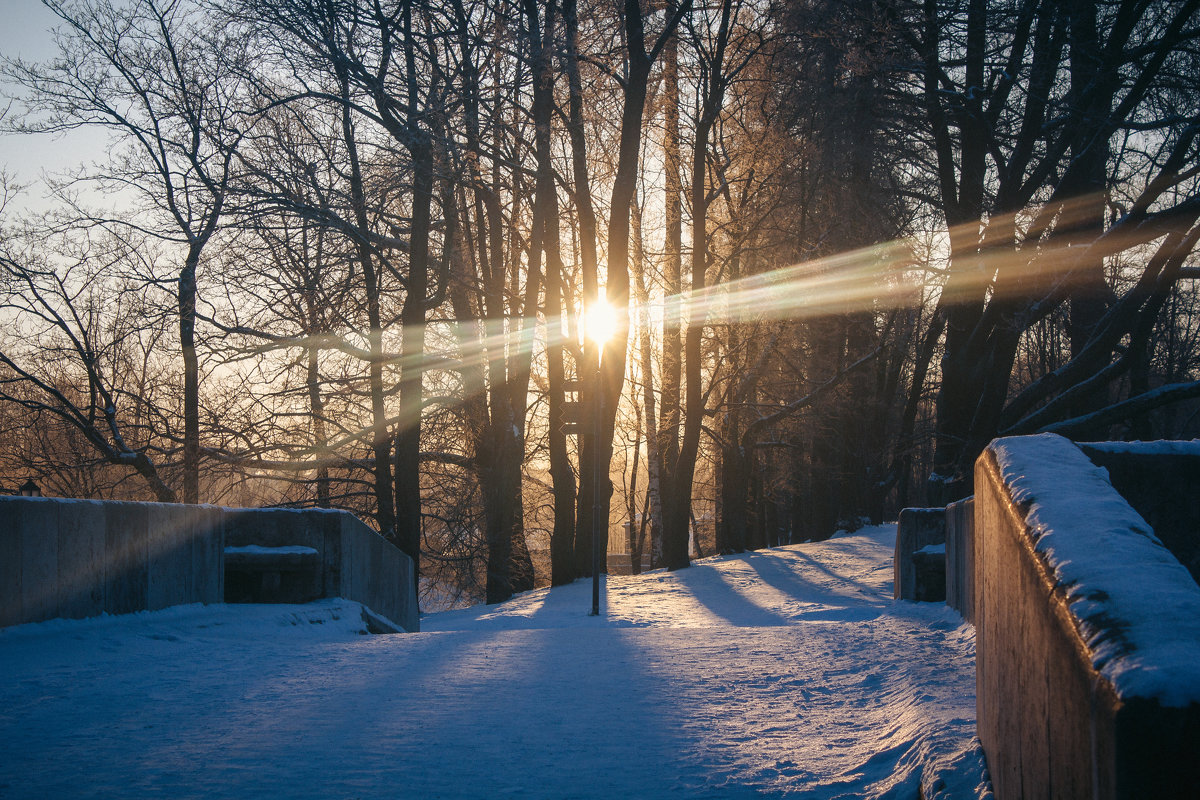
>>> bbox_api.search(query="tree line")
[1,0,1197,608]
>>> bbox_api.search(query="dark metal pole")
[590,351,603,616]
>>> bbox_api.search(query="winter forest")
[0,0,1197,609]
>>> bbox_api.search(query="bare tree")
[0,221,177,501]
[909,0,1200,499]
[3,0,251,503]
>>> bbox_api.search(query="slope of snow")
[0,524,988,799]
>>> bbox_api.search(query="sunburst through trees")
[2,0,1198,608]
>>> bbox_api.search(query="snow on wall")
[224,545,319,556]
[1080,439,1200,456]
[990,433,1200,707]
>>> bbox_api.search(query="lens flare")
[226,190,1174,471]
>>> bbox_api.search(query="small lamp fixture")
[19,479,41,497]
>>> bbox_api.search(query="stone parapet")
[975,434,1200,800]
[945,496,975,623]
[894,507,946,601]
[0,497,223,628]
[0,498,418,632]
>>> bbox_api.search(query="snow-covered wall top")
[989,433,1200,707]
[1081,439,1200,456]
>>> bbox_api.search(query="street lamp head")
[583,298,621,347]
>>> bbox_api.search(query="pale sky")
[0,1,58,61]
[1,0,109,214]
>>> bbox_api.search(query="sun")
[583,298,621,346]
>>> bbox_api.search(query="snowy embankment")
[0,524,989,799]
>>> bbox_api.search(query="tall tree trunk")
[542,92,575,583]
[719,438,749,553]
[393,135,433,595]
[660,8,684,480]
[926,0,990,502]
[450,0,526,600]
[339,76,396,539]
[546,238,577,585]
[306,344,330,508]
[595,34,651,565]
[483,425,527,602]
[564,0,601,579]
[631,197,665,568]
[302,224,331,509]
[1063,0,1111,416]
[662,0,730,569]
[584,0,691,580]
[490,0,564,598]
[179,251,200,504]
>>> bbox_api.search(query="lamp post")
[590,352,603,616]
[584,299,618,617]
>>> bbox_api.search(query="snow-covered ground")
[1,524,990,799]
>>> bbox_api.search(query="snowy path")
[0,525,988,799]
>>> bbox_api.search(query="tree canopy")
[2,0,1198,608]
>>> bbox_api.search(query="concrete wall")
[893,507,946,601]
[945,497,974,623]
[225,507,417,632]
[1,498,418,633]
[337,513,418,633]
[896,501,973,616]
[975,438,1200,800]
[0,496,223,628]
[225,508,339,603]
